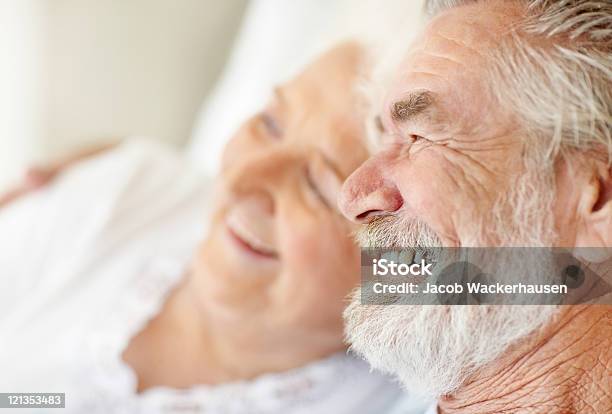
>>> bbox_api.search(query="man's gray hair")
[426,0,612,164]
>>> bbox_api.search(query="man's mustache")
[356,214,443,249]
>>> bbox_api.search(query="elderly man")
[340,0,611,413]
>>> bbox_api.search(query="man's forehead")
[381,1,523,128]
[424,0,524,48]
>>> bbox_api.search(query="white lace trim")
[79,250,399,413]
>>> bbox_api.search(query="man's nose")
[339,153,403,223]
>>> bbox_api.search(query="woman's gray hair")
[425,0,612,164]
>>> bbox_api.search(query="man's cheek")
[393,153,471,240]
[393,154,458,213]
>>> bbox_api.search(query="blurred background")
[0,0,423,191]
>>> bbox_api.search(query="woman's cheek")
[280,221,332,277]
[283,229,324,274]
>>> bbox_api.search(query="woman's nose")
[339,152,403,223]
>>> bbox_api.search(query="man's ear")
[575,163,612,250]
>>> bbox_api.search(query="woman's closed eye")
[305,155,343,211]
[257,111,283,139]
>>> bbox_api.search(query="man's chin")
[344,289,558,397]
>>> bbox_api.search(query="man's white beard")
[345,295,557,397]
[345,171,558,397]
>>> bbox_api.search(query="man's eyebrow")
[390,91,435,122]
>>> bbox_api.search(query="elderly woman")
[0,43,402,413]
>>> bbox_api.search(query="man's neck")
[439,306,611,414]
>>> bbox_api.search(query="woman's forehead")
[289,43,363,93]
[272,43,368,176]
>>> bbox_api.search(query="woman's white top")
[0,138,403,414]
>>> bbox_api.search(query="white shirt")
[0,138,403,413]
[426,404,439,414]
[386,392,437,414]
